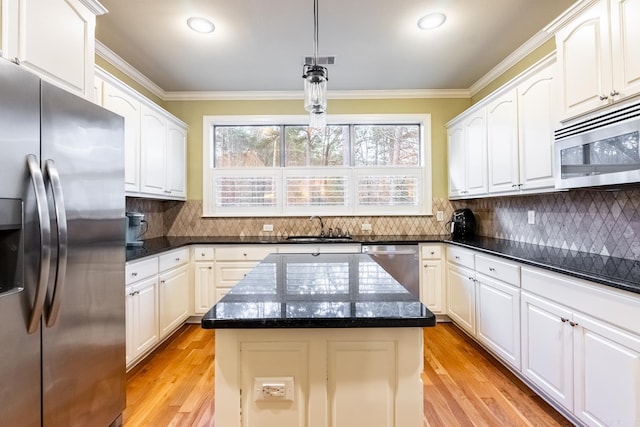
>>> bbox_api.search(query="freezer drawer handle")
[26,154,51,334]
[44,160,68,328]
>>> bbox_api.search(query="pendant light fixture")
[302,0,328,128]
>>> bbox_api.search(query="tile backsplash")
[126,187,640,260]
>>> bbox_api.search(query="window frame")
[202,114,432,217]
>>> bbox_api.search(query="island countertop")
[201,253,436,329]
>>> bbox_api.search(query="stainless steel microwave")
[555,102,640,189]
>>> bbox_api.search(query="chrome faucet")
[310,215,325,237]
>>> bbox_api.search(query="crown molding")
[543,0,597,34]
[95,40,166,99]
[162,88,471,101]
[79,0,108,16]
[469,30,553,97]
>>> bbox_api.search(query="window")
[203,114,432,216]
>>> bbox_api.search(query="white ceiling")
[95,0,576,94]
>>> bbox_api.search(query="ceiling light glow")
[187,17,215,33]
[417,13,446,30]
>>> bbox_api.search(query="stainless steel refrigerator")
[0,58,126,426]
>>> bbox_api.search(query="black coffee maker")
[450,208,476,239]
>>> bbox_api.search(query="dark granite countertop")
[201,253,436,329]
[446,237,640,295]
[125,234,447,262]
[126,234,640,296]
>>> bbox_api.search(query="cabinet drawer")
[215,261,260,287]
[421,245,442,259]
[215,246,274,261]
[125,257,158,285]
[193,246,215,261]
[447,246,475,269]
[476,254,520,286]
[159,248,189,271]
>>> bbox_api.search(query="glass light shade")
[309,110,326,129]
[304,77,327,113]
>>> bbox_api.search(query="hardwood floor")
[123,323,572,427]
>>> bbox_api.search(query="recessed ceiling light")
[417,13,446,30]
[187,17,215,34]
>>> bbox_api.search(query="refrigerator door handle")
[26,154,52,334]
[44,159,68,328]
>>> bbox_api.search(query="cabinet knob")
[489,267,496,272]
[430,251,435,255]
[164,190,172,194]
[243,253,247,257]
[201,252,205,256]
[175,257,180,261]
[455,256,460,260]
[599,94,609,101]
[208,266,212,269]
[560,317,568,323]
[569,321,579,327]
[610,89,619,97]
[131,272,138,277]
[128,292,136,297]
[161,280,166,284]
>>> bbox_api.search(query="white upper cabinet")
[140,107,187,199]
[96,69,188,200]
[448,56,556,199]
[140,106,168,195]
[165,122,187,199]
[464,109,489,196]
[2,0,105,98]
[517,60,556,191]
[487,91,519,193]
[556,0,640,121]
[447,123,466,198]
[103,82,142,193]
[447,108,488,198]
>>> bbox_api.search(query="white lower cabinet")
[446,263,476,335]
[125,275,159,367]
[125,248,190,369]
[476,273,521,369]
[521,291,574,410]
[159,264,190,339]
[572,312,640,426]
[419,244,445,314]
[521,267,640,426]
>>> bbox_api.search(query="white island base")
[214,327,424,427]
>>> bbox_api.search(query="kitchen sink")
[285,236,353,243]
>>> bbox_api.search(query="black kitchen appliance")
[450,208,476,239]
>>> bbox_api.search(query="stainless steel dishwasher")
[362,244,420,299]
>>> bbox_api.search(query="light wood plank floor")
[123,323,573,427]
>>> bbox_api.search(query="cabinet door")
[521,292,573,411]
[140,106,167,195]
[487,91,519,193]
[131,276,160,363]
[103,83,142,193]
[464,110,488,196]
[556,0,612,120]
[447,124,466,197]
[125,285,134,366]
[194,262,215,314]
[476,274,520,369]
[517,61,555,191]
[446,264,476,335]
[4,0,97,96]
[420,260,444,314]
[573,313,640,427]
[159,265,189,338]
[165,121,187,199]
[610,0,640,100]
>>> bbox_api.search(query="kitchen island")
[202,252,435,427]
